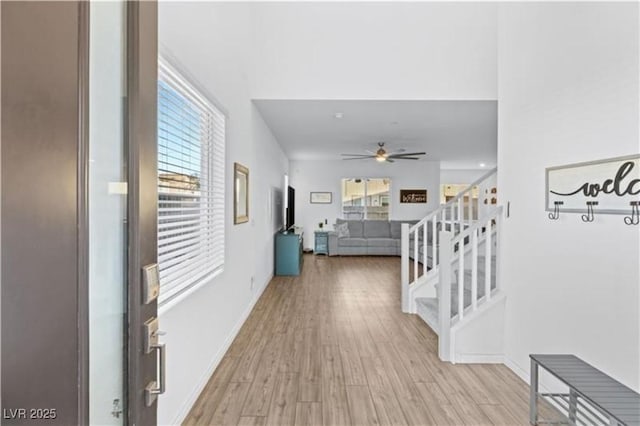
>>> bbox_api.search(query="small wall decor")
[400,189,427,203]
[310,192,332,204]
[234,162,249,224]
[546,154,640,223]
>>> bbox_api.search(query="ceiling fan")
[341,142,426,163]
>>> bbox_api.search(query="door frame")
[126,1,159,425]
[77,1,158,424]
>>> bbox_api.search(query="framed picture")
[400,189,427,203]
[310,192,332,204]
[545,154,640,214]
[234,162,249,224]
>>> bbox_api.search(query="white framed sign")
[546,154,640,214]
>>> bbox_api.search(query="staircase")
[401,168,505,363]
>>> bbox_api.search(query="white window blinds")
[157,59,225,305]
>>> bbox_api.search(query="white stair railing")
[438,206,503,361]
[401,167,497,312]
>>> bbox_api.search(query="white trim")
[167,273,272,426]
[158,268,223,316]
[504,355,533,386]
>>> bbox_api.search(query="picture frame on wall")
[310,192,332,204]
[234,162,249,224]
[400,189,427,204]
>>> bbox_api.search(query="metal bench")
[530,354,640,426]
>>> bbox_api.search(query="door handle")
[145,341,166,406]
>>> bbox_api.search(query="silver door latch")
[144,317,166,406]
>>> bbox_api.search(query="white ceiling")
[253,100,497,169]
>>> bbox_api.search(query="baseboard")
[504,355,531,385]
[454,353,504,364]
[170,273,273,425]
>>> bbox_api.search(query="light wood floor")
[184,255,548,426]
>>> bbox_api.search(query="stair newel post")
[401,223,410,313]
[438,230,453,362]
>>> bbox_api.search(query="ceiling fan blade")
[388,156,421,160]
[341,154,376,157]
[385,159,395,163]
[342,156,376,160]
[390,152,426,157]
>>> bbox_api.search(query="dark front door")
[1,1,159,425]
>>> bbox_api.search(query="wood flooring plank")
[447,392,494,426]
[237,416,266,426]
[339,345,367,386]
[209,381,251,426]
[299,326,321,402]
[294,402,322,426]
[361,356,408,426]
[241,333,284,416]
[321,345,351,426]
[184,356,240,426]
[266,373,299,426]
[479,403,528,426]
[414,383,465,426]
[345,385,380,426]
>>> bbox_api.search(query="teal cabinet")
[314,231,329,255]
[275,231,303,276]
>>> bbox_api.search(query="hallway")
[184,255,546,425]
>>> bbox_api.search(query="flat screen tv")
[286,185,295,231]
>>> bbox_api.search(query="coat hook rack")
[581,201,598,223]
[548,201,563,220]
[624,201,640,225]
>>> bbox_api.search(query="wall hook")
[581,201,598,222]
[548,201,563,220]
[624,201,640,225]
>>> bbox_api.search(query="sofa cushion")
[367,238,396,248]
[364,220,391,238]
[338,237,367,247]
[336,219,364,238]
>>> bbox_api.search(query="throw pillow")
[334,222,349,238]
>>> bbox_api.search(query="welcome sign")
[546,154,640,214]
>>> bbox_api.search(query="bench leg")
[530,359,538,425]
[569,389,577,425]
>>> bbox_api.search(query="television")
[285,185,295,231]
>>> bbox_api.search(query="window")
[341,178,391,220]
[440,183,479,220]
[157,58,226,305]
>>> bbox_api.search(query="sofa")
[328,219,435,266]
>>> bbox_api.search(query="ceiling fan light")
[376,155,386,162]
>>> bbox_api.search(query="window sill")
[158,267,224,316]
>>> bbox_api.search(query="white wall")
[498,3,640,391]
[290,160,440,249]
[440,169,487,185]
[251,2,497,100]
[158,3,288,424]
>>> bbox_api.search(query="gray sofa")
[328,219,434,266]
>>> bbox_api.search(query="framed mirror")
[234,162,249,224]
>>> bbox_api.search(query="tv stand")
[275,229,303,276]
